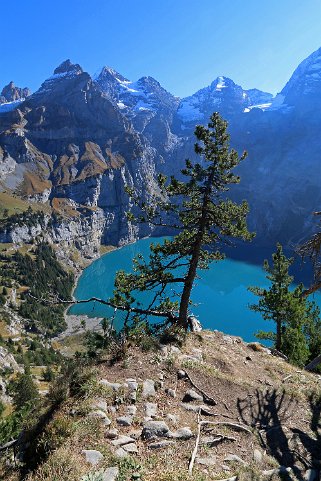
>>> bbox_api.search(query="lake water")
[70,237,321,342]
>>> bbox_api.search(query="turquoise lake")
[70,237,321,342]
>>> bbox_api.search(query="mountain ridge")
[1,48,321,256]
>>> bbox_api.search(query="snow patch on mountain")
[0,99,24,113]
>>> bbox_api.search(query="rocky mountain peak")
[53,59,83,76]
[280,46,321,110]
[210,75,236,91]
[0,81,31,103]
[96,66,128,83]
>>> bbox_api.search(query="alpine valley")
[1,48,321,268]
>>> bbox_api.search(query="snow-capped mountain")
[175,76,248,129]
[1,48,321,252]
[280,46,321,111]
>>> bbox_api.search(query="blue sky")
[1,0,321,98]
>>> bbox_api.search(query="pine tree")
[249,244,321,367]
[249,244,294,350]
[111,112,253,330]
[10,372,39,411]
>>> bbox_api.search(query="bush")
[9,373,39,410]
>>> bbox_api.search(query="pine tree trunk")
[178,243,202,328]
[276,318,282,351]
[178,168,215,328]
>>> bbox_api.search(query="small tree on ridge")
[111,112,253,330]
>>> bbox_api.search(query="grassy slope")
[0,192,51,220]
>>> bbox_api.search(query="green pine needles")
[111,112,253,330]
[249,243,321,367]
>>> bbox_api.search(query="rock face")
[2,48,321,254]
[0,81,31,104]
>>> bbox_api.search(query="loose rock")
[91,399,108,412]
[126,379,138,391]
[165,388,176,398]
[196,456,216,466]
[102,466,119,481]
[172,427,193,439]
[183,389,203,402]
[224,454,246,465]
[253,448,263,464]
[81,449,103,465]
[122,442,138,453]
[145,402,157,418]
[111,435,134,446]
[114,447,128,458]
[116,416,133,426]
[100,380,122,392]
[126,405,137,415]
[142,379,156,398]
[142,420,171,440]
[105,428,119,440]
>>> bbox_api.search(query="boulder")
[142,421,171,440]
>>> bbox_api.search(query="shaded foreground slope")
[3,330,321,481]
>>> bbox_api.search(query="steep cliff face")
[0,60,160,256]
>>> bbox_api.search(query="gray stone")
[181,403,211,414]
[196,456,216,466]
[158,372,164,381]
[89,410,111,426]
[126,379,138,391]
[142,420,171,440]
[183,389,203,402]
[91,399,108,412]
[81,449,103,465]
[116,416,133,426]
[145,402,157,418]
[172,427,193,440]
[126,405,137,415]
[224,454,246,465]
[177,369,186,379]
[165,388,176,398]
[253,448,263,464]
[102,466,119,481]
[111,435,135,446]
[115,447,128,458]
[142,379,156,398]
[148,440,175,449]
[105,428,119,439]
[100,380,122,391]
[122,442,138,453]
